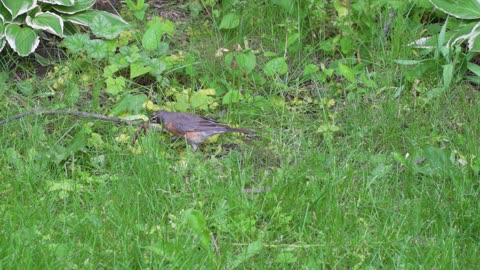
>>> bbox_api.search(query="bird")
[150,110,253,151]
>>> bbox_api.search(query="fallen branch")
[0,109,166,132]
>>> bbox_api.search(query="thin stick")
[0,109,165,132]
[383,10,397,37]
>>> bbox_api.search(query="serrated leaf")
[26,12,64,37]
[85,39,108,59]
[65,10,129,38]
[5,24,40,56]
[219,13,240,29]
[190,91,212,110]
[105,76,126,95]
[62,33,89,53]
[90,13,124,39]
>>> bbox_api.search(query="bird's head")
[150,110,169,124]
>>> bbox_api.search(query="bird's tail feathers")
[227,128,254,135]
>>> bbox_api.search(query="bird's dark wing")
[172,114,230,133]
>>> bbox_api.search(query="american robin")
[150,110,253,151]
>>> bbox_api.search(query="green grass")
[1,88,479,268]
[1,1,480,269]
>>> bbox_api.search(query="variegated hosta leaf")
[0,16,4,35]
[26,11,64,37]
[38,0,74,5]
[410,22,480,51]
[5,24,40,56]
[1,0,37,19]
[430,0,480,20]
[447,21,480,47]
[51,0,95,14]
[0,9,5,22]
[468,32,480,51]
[0,38,5,52]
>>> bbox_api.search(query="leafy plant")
[405,0,480,92]
[124,0,149,21]
[0,0,129,56]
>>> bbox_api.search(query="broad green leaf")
[142,20,175,51]
[143,241,178,261]
[147,58,167,78]
[222,90,243,105]
[427,87,446,99]
[2,0,36,19]
[65,10,129,36]
[303,64,320,76]
[90,14,125,39]
[263,57,288,76]
[287,33,299,46]
[430,0,480,19]
[276,252,297,264]
[125,0,149,20]
[190,91,212,110]
[111,94,148,115]
[467,62,480,76]
[183,209,210,250]
[272,0,299,15]
[65,127,91,157]
[5,24,39,56]
[26,12,64,37]
[219,13,240,29]
[130,62,152,79]
[229,241,263,268]
[340,36,354,54]
[235,50,256,74]
[337,62,355,83]
[103,64,120,78]
[51,0,95,14]
[442,63,454,87]
[174,93,189,111]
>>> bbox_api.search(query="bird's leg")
[170,136,180,142]
[189,142,199,151]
